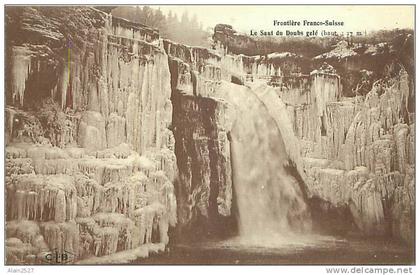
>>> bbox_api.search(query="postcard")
[3,3,415,270]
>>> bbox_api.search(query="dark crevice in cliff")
[284,163,310,203]
[381,196,395,239]
[191,71,198,96]
[168,58,179,100]
[231,75,244,86]
[308,197,360,236]
[21,65,59,109]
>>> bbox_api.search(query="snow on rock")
[6,220,51,264]
[78,111,107,151]
[314,41,358,60]
[7,220,40,243]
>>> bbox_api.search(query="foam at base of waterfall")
[202,234,340,251]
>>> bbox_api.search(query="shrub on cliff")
[36,98,76,147]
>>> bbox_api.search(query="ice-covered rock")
[5,6,177,263]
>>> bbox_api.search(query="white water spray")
[218,82,311,246]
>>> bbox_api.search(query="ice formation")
[6,143,177,263]
[6,7,177,264]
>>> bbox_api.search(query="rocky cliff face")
[6,7,176,264]
[163,40,235,240]
[5,8,414,264]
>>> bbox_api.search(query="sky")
[152,5,414,34]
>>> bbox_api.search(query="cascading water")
[219,82,312,246]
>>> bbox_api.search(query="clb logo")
[42,248,75,264]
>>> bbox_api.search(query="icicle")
[6,108,16,140]
[54,190,66,222]
[60,65,69,109]
[11,47,32,106]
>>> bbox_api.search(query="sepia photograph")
[3,2,416,270]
